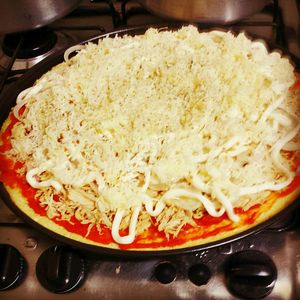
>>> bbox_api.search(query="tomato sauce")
[291,79,300,90]
[0,113,299,249]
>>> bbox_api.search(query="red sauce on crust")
[1,113,299,249]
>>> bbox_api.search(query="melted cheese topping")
[6,26,300,244]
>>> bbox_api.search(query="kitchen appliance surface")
[0,0,299,299]
[0,0,81,34]
[136,0,270,23]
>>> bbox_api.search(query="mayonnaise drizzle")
[191,175,210,193]
[162,188,225,218]
[143,195,165,216]
[64,45,85,62]
[213,187,240,222]
[26,167,62,191]
[111,207,141,244]
[13,79,47,120]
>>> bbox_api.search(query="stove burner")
[2,28,57,59]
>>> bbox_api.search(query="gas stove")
[0,1,300,299]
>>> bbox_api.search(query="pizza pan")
[0,24,299,257]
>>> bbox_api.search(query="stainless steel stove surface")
[0,1,300,299]
[0,210,300,300]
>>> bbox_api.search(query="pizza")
[0,26,299,251]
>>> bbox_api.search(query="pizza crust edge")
[3,182,299,251]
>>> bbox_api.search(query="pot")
[0,0,81,34]
[137,0,270,24]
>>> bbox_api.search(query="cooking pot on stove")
[0,0,81,34]
[137,0,271,24]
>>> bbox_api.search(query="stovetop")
[0,0,300,299]
[0,209,299,300]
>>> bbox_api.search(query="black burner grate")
[0,0,118,94]
[0,37,24,92]
[2,28,58,59]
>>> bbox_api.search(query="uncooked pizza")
[0,26,299,250]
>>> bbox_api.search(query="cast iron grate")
[0,0,118,94]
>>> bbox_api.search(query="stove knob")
[154,262,177,284]
[188,263,211,286]
[0,244,26,290]
[36,245,85,293]
[225,250,277,299]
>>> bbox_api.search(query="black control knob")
[188,263,211,286]
[225,250,277,299]
[36,245,85,293]
[0,244,26,290]
[154,262,177,284]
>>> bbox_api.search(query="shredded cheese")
[6,26,300,245]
